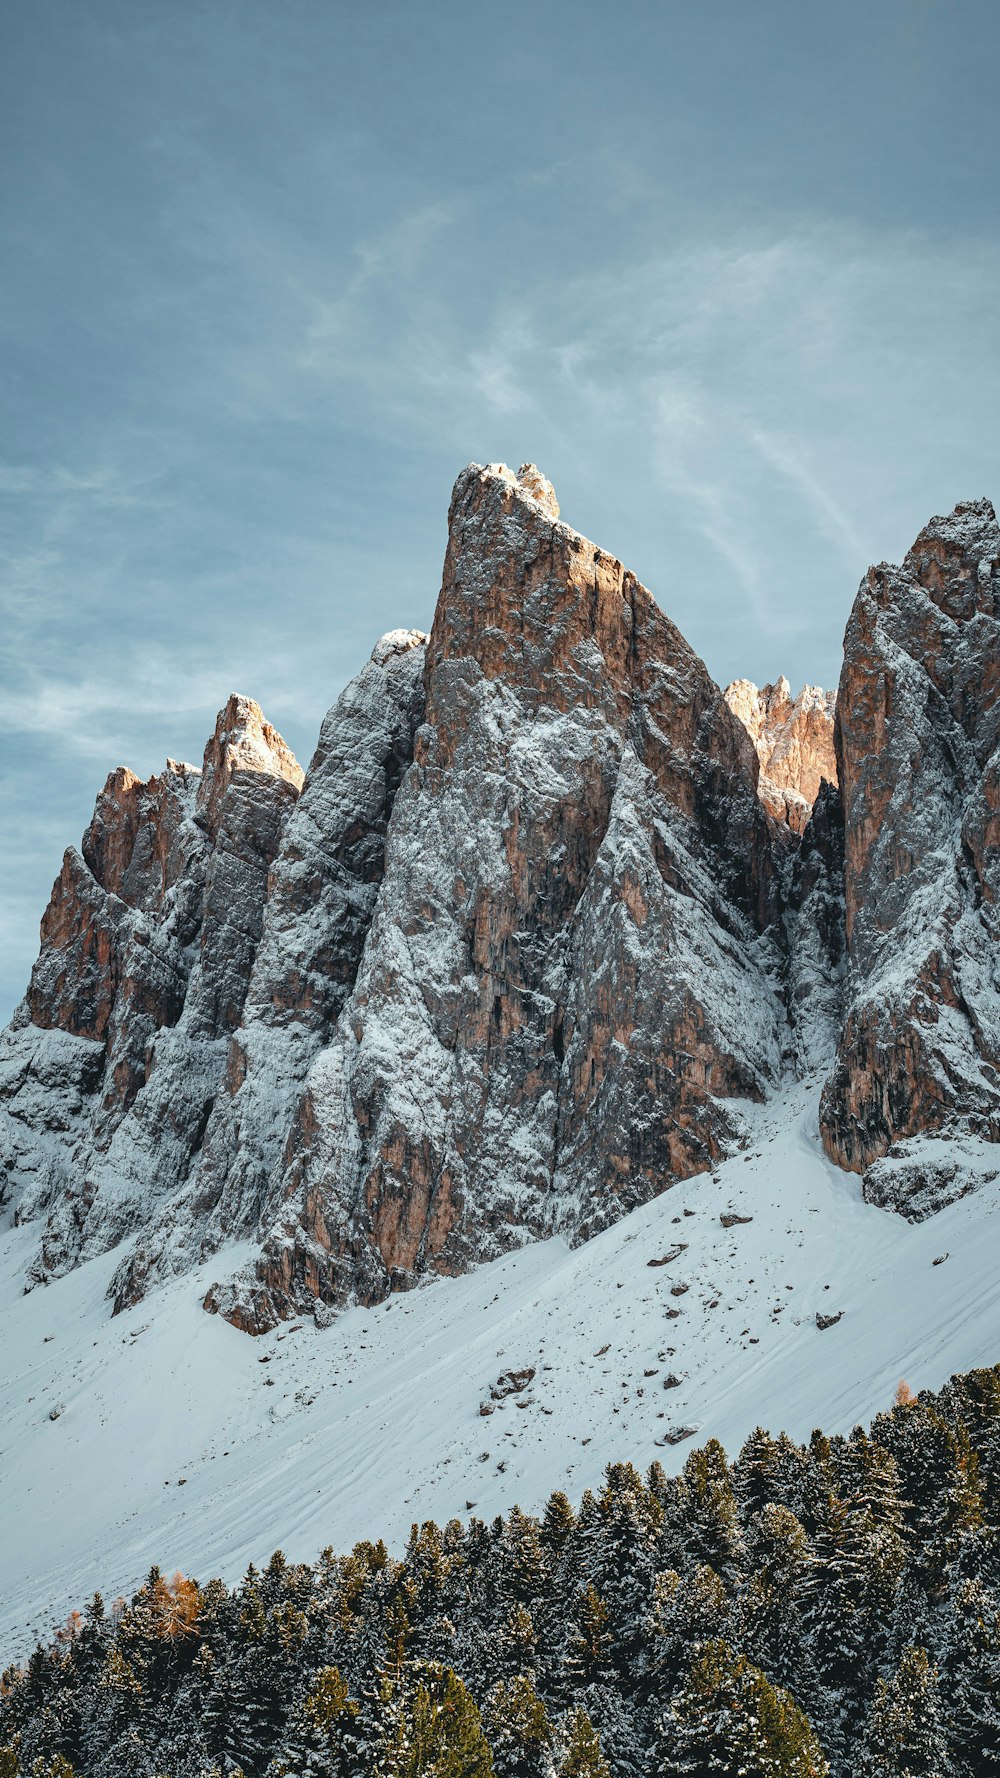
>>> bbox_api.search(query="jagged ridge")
[2,469,998,1332]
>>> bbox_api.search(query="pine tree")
[734,1427,783,1521]
[678,1441,741,1576]
[739,1504,820,1706]
[664,1638,828,1776]
[499,1511,548,1612]
[561,1589,612,1693]
[540,1496,575,1560]
[403,1524,450,1627]
[481,1676,554,1778]
[276,1664,364,1778]
[493,1607,538,1682]
[874,1403,982,1588]
[591,1464,662,1674]
[858,1646,951,1777]
[799,1490,874,1698]
[373,1661,494,1777]
[947,1366,1000,1529]
[556,1709,609,1778]
[647,1566,729,1694]
[942,1579,1000,1775]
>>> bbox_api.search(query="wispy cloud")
[2,33,998,1024]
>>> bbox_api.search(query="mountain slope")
[2,1074,997,1664]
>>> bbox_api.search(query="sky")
[1,0,999,1021]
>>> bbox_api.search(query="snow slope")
[2,1076,998,1665]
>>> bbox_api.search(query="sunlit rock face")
[4,467,999,1329]
[1,698,304,1278]
[211,461,786,1329]
[111,628,428,1311]
[724,676,837,835]
[819,498,1000,1204]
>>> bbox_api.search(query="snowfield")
[2,1075,998,1665]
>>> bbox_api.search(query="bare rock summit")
[2,468,998,1327]
[725,676,837,834]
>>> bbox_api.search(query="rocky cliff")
[210,461,786,1329]
[723,676,837,834]
[2,468,997,1327]
[819,497,1000,1212]
[0,698,303,1282]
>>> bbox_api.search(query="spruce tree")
[647,1566,729,1694]
[373,1661,494,1777]
[664,1638,828,1777]
[556,1709,609,1778]
[678,1442,741,1576]
[858,1646,951,1777]
[481,1676,554,1778]
[276,1664,364,1778]
[942,1578,1000,1775]
[561,1589,613,1694]
[739,1505,820,1710]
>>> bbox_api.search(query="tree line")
[4,1365,1000,1776]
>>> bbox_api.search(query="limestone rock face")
[109,630,427,1309]
[5,467,999,1329]
[211,462,785,1330]
[724,677,837,834]
[782,780,847,1073]
[514,462,560,520]
[819,498,1000,1199]
[0,698,303,1277]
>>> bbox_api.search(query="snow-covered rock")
[213,462,785,1329]
[0,699,303,1279]
[2,468,999,1338]
[820,498,1000,1202]
[110,629,427,1308]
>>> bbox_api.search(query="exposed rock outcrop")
[110,630,427,1308]
[210,461,785,1329]
[724,677,837,834]
[4,468,998,1328]
[1,698,303,1276]
[782,780,847,1072]
[819,498,1000,1202]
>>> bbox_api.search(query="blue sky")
[2,0,999,1019]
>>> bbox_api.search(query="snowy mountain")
[2,463,999,1656]
[3,1075,999,1664]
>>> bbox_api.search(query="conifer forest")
[4,1365,1000,1778]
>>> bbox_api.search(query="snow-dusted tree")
[560,1589,613,1694]
[555,1708,609,1778]
[481,1675,554,1778]
[540,1496,576,1560]
[493,1607,539,1682]
[677,1442,741,1577]
[739,1503,820,1706]
[663,1638,828,1776]
[372,1660,493,1778]
[857,1646,951,1778]
[647,1566,730,1694]
[941,1578,1000,1776]
[274,1664,364,1778]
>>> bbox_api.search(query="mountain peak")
[2,470,999,1336]
[196,695,303,840]
[723,675,837,834]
